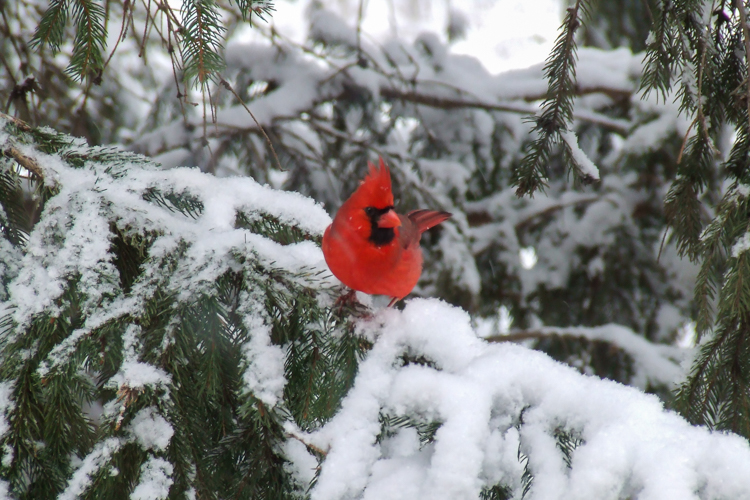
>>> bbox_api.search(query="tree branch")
[2,145,45,180]
[735,0,750,134]
[380,87,630,134]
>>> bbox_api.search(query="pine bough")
[1,119,750,499]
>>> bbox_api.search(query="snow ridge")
[306,300,750,500]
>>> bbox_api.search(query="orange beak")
[377,210,401,229]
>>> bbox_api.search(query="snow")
[308,6,358,48]
[217,42,330,131]
[0,382,13,472]
[0,125,333,377]
[418,158,470,194]
[59,438,122,500]
[239,291,287,406]
[502,324,686,390]
[107,326,171,392]
[0,382,12,439]
[60,415,173,499]
[110,361,172,392]
[303,299,750,500]
[282,435,319,488]
[128,407,174,452]
[732,231,750,258]
[130,457,174,500]
[562,130,600,180]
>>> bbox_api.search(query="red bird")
[322,158,451,307]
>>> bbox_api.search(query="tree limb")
[380,87,630,134]
[2,145,45,180]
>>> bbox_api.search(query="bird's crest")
[355,157,394,208]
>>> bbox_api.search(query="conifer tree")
[0,111,366,498]
[4,0,750,498]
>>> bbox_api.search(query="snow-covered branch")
[305,300,750,500]
[486,324,686,390]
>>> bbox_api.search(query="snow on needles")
[0,122,332,402]
[306,299,750,500]
[561,130,600,180]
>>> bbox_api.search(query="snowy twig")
[380,87,630,134]
[485,324,686,388]
[286,431,329,457]
[0,114,45,180]
[466,194,600,230]
[307,119,393,160]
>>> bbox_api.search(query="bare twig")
[693,27,721,157]
[285,431,328,457]
[356,0,366,61]
[676,116,698,164]
[514,195,601,231]
[3,145,45,180]
[220,78,285,171]
[485,330,550,343]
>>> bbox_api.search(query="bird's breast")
[322,224,421,298]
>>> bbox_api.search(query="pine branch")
[229,0,275,24]
[640,0,704,100]
[67,0,107,82]
[480,484,513,500]
[735,0,750,134]
[143,186,205,219]
[30,0,70,53]
[553,426,584,469]
[514,0,590,196]
[182,0,226,88]
[0,161,30,246]
[0,113,364,498]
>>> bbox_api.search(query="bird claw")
[334,289,371,318]
[334,289,358,307]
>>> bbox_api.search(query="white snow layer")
[491,324,687,390]
[0,125,333,407]
[0,382,13,471]
[130,457,174,500]
[128,407,174,452]
[0,382,12,439]
[239,291,288,406]
[304,299,750,500]
[561,130,600,180]
[59,438,122,500]
[0,102,737,498]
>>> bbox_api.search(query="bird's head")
[337,158,401,246]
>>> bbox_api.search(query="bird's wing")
[406,210,452,233]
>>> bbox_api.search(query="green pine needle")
[181,0,227,88]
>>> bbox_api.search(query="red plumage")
[322,158,451,306]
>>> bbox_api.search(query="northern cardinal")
[322,158,451,307]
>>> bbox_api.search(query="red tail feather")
[407,209,452,233]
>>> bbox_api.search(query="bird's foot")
[334,289,371,317]
[335,289,358,307]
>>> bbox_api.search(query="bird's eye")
[364,207,377,218]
